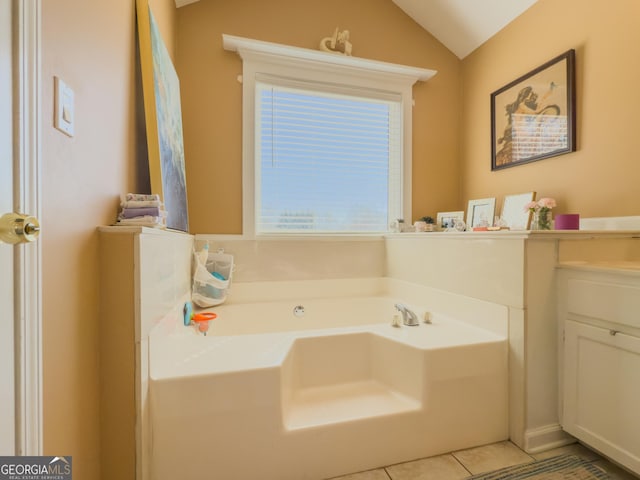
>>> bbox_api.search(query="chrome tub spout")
[394,303,419,326]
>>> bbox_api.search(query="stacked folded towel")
[115,193,167,228]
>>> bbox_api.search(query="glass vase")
[532,208,552,230]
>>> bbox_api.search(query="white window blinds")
[256,81,402,233]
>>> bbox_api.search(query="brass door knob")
[0,213,41,244]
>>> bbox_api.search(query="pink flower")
[524,201,538,212]
[537,197,557,209]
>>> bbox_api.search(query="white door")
[1,0,42,456]
[1,0,16,455]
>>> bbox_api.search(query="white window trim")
[222,34,437,238]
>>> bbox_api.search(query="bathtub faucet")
[394,303,419,326]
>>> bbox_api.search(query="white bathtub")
[149,290,508,480]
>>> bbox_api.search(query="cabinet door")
[563,320,640,474]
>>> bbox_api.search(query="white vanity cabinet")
[558,264,640,475]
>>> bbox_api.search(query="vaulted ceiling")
[174,0,539,59]
[390,0,538,58]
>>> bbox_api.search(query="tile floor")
[327,441,640,480]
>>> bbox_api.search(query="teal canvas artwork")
[137,0,189,232]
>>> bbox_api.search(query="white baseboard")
[523,424,576,454]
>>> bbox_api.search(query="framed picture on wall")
[491,49,576,171]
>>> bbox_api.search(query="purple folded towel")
[121,206,161,218]
[124,193,160,202]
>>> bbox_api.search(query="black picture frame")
[491,49,576,171]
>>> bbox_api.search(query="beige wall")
[461,0,640,218]
[176,0,462,233]
[41,1,175,479]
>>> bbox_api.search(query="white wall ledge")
[386,230,640,240]
[98,225,192,237]
[579,215,640,230]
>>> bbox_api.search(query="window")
[222,34,436,237]
[256,80,402,233]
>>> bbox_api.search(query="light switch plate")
[54,76,74,137]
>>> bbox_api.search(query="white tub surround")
[98,226,640,480]
[195,230,640,454]
[98,227,193,480]
[384,229,640,454]
[194,235,386,282]
[149,286,508,480]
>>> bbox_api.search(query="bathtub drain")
[293,305,305,317]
